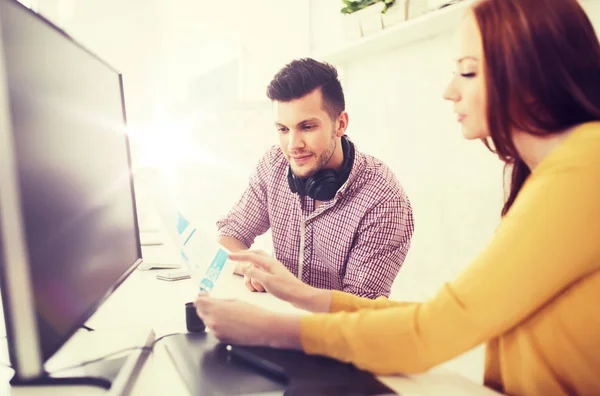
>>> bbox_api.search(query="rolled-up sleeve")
[342,195,414,299]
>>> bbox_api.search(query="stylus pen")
[227,345,289,383]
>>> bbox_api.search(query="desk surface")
[1,247,502,396]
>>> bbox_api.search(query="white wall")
[28,0,311,250]
[144,0,312,250]
[51,0,169,129]
[160,0,311,103]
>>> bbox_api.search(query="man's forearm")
[218,236,249,275]
[217,235,248,253]
[218,235,249,252]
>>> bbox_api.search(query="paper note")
[176,211,233,293]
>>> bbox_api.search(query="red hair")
[472,0,600,215]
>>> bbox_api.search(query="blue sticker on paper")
[176,211,229,292]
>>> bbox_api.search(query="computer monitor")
[0,0,145,389]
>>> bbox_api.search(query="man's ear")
[336,111,349,137]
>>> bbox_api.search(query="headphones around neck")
[287,135,355,201]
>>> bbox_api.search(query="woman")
[194,0,600,394]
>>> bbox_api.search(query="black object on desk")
[163,332,398,396]
[185,302,206,332]
[227,345,288,384]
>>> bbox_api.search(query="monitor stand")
[10,328,154,395]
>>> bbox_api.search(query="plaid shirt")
[216,141,414,298]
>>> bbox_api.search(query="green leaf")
[339,0,396,15]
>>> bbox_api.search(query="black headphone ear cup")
[287,167,306,195]
[294,176,306,196]
[305,169,337,200]
[287,167,297,193]
[303,176,317,198]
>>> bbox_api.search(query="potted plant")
[340,0,395,39]
[340,0,395,14]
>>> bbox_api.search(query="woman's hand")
[228,250,332,313]
[194,294,302,349]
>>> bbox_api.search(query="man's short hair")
[266,58,345,121]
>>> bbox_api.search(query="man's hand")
[228,250,332,313]
[231,258,266,292]
[193,294,301,349]
[244,273,266,293]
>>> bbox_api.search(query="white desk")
[1,252,502,396]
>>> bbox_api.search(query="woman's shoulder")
[536,121,600,177]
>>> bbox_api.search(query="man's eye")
[303,125,314,130]
[461,73,476,78]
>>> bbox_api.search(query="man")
[217,58,414,299]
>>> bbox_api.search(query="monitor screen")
[0,0,141,363]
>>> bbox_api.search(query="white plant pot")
[382,2,408,28]
[358,1,385,36]
[382,0,430,28]
[342,11,362,42]
[408,0,429,19]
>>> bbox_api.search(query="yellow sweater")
[300,122,600,396]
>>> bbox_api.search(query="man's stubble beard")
[291,128,337,179]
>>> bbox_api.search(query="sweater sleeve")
[300,158,600,375]
[330,290,417,312]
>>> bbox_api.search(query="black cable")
[49,346,143,373]
[0,332,184,372]
[48,332,183,374]
[150,332,182,348]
